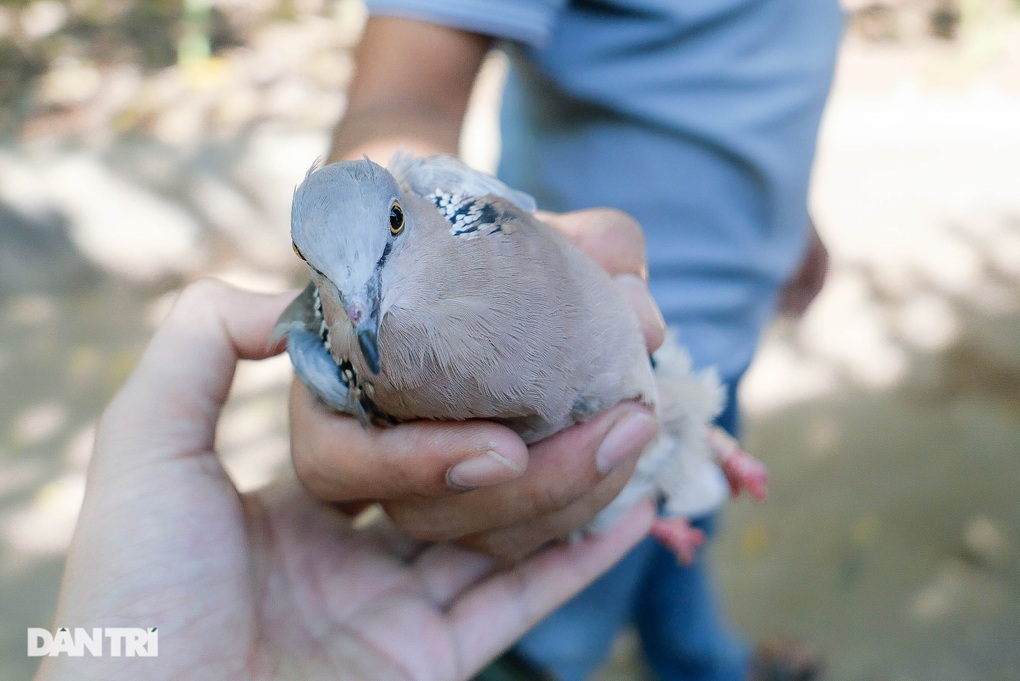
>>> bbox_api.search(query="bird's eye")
[292,241,307,261]
[389,201,405,236]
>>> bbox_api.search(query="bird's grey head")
[291,158,410,373]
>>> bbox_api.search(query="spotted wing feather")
[387,151,537,213]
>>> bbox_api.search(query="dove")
[275,152,768,562]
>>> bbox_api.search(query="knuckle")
[584,209,647,275]
[599,208,644,244]
[588,208,644,250]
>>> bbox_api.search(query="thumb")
[95,280,296,472]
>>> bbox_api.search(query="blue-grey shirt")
[364,0,844,381]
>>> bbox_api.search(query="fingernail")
[596,410,657,475]
[446,449,525,490]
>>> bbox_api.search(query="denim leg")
[634,514,750,681]
[714,379,742,439]
[515,537,660,681]
[633,377,750,681]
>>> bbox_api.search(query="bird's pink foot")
[707,427,769,502]
[651,517,706,565]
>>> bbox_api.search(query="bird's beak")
[343,289,383,374]
[355,323,381,374]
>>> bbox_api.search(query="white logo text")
[27,627,158,657]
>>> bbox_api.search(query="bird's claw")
[651,517,706,565]
[707,427,769,502]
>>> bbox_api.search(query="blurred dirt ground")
[1,2,1019,681]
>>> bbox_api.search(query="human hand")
[35,280,654,681]
[777,217,829,318]
[290,207,666,563]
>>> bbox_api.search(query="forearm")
[328,108,462,162]
[328,16,491,163]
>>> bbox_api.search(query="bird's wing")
[273,284,373,425]
[387,150,537,213]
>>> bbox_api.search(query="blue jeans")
[514,382,749,681]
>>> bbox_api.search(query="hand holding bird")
[278,153,768,563]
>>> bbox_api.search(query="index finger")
[289,379,530,502]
